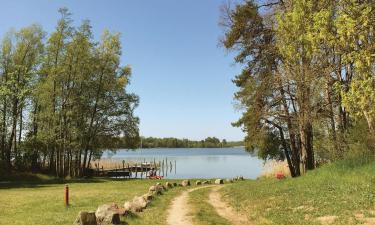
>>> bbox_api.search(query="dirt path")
[208,185,251,225]
[166,185,213,225]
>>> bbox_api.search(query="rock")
[73,211,97,225]
[142,193,154,202]
[149,185,162,195]
[124,201,133,212]
[155,184,164,193]
[202,180,209,185]
[149,185,156,192]
[236,176,244,181]
[215,179,224,184]
[131,196,149,212]
[181,180,190,187]
[95,204,120,225]
[173,182,177,187]
[226,178,233,183]
[196,180,202,185]
[124,196,148,213]
[116,207,129,216]
[165,182,173,188]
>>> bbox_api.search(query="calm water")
[103,147,264,179]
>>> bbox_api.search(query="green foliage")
[0,8,139,177]
[221,0,375,176]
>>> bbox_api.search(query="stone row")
[73,176,244,225]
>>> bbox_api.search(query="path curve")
[208,185,251,225]
[166,185,213,225]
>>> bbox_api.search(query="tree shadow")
[0,173,134,189]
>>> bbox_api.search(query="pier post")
[64,184,69,207]
[135,163,138,178]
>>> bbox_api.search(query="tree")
[0,8,139,177]
[220,0,375,176]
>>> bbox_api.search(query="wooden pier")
[90,158,176,179]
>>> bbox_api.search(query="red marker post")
[65,184,69,207]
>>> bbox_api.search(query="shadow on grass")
[0,173,135,189]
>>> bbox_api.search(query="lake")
[102,147,264,179]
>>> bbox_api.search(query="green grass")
[189,186,230,225]
[221,156,375,224]
[0,175,185,225]
[2,156,375,225]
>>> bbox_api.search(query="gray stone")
[142,192,154,201]
[236,176,244,181]
[181,180,190,187]
[149,185,162,195]
[165,182,173,188]
[124,196,149,213]
[215,179,224,184]
[95,204,120,225]
[155,184,164,194]
[149,185,156,192]
[73,211,97,225]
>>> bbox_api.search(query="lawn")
[189,187,230,225]
[0,175,184,225]
[2,156,375,225]
[221,156,375,224]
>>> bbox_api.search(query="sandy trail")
[208,185,251,225]
[166,185,213,225]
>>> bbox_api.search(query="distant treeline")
[138,137,243,148]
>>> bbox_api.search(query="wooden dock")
[93,162,157,178]
[89,158,176,179]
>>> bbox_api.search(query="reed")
[261,160,290,178]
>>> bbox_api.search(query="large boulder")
[123,201,134,213]
[155,184,165,192]
[95,204,121,225]
[181,180,190,187]
[73,211,97,225]
[226,178,234,183]
[142,192,154,202]
[215,179,224,184]
[124,196,149,213]
[149,185,162,195]
[196,180,202,185]
[149,185,156,192]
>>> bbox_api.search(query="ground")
[1,156,375,225]
[0,175,184,225]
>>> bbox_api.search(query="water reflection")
[102,147,263,179]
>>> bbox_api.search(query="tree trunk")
[300,121,314,172]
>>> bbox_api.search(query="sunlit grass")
[222,156,375,224]
[0,176,184,225]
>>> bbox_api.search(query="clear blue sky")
[0,0,245,141]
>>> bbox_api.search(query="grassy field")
[221,156,375,224]
[0,175,185,225]
[1,156,375,225]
